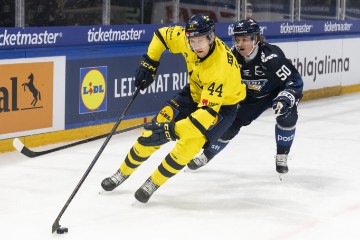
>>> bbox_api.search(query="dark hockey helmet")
[185,14,215,39]
[233,19,260,37]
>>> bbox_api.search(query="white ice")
[1,93,360,240]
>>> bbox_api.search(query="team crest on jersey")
[242,79,268,91]
[255,66,265,76]
[155,104,179,122]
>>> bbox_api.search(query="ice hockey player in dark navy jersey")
[188,19,304,178]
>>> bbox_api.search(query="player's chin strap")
[207,32,216,48]
[245,40,259,58]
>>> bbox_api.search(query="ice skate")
[101,170,129,192]
[275,154,288,181]
[186,153,210,170]
[134,177,159,203]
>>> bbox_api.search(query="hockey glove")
[138,121,178,146]
[272,90,296,117]
[135,54,160,90]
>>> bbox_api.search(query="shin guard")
[203,138,230,160]
[275,124,295,154]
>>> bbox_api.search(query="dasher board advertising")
[0,56,65,139]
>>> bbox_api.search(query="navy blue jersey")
[232,42,303,103]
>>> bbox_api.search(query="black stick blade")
[52,220,60,234]
[12,123,145,158]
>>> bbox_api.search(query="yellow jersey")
[147,26,246,130]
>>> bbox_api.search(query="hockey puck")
[56,227,68,234]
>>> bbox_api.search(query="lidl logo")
[155,104,179,123]
[79,66,107,114]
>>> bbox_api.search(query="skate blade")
[278,173,287,181]
[98,190,105,194]
[183,166,197,173]
[98,189,110,195]
[183,167,191,173]
[132,200,147,208]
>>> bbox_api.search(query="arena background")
[1,0,360,152]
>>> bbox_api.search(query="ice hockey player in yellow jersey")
[101,14,246,203]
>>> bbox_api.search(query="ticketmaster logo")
[324,21,352,32]
[87,27,145,42]
[280,23,313,34]
[0,29,62,46]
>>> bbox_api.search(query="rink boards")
[1,21,360,151]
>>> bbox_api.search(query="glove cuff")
[277,90,295,107]
[143,54,160,68]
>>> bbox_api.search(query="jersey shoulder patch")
[260,43,286,64]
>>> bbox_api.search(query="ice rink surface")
[1,93,360,240]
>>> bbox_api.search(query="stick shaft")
[52,86,142,233]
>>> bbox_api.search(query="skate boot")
[275,154,289,174]
[134,177,159,203]
[101,170,129,191]
[187,153,210,170]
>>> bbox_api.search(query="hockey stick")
[13,123,145,158]
[51,85,143,234]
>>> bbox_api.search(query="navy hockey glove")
[138,121,178,146]
[272,90,296,117]
[135,54,160,90]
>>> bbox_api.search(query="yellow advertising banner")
[0,62,54,134]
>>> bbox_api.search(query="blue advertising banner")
[65,53,188,129]
[218,20,360,41]
[0,24,165,50]
[1,20,360,50]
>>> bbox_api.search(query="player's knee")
[134,142,160,157]
[221,127,240,141]
[276,111,298,128]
